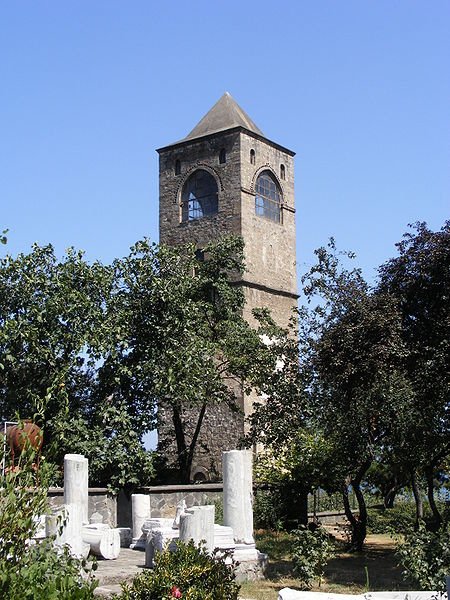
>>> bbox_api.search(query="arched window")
[219,148,226,164]
[250,149,255,164]
[175,159,181,175]
[280,164,285,180]
[255,170,282,223]
[181,169,218,222]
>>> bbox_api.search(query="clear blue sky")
[1,1,449,285]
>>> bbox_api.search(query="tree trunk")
[172,402,208,484]
[342,479,358,540]
[410,470,423,529]
[172,406,189,483]
[384,486,398,509]
[285,487,308,528]
[425,465,442,530]
[186,402,207,482]
[342,460,371,552]
[350,477,367,551]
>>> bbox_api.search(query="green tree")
[378,221,450,528]
[302,241,413,549]
[98,236,263,483]
[0,235,265,487]
[0,243,154,489]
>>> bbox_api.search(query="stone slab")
[277,592,446,600]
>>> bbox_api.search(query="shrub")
[0,433,97,599]
[253,488,287,530]
[368,502,449,535]
[0,539,98,600]
[367,504,417,535]
[396,522,450,591]
[291,524,335,589]
[115,540,240,600]
[213,497,224,526]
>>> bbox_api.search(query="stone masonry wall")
[159,130,242,247]
[157,393,245,482]
[48,488,117,527]
[157,126,298,479]
[116,483,223,527]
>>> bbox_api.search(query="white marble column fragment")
[64,454,89,525]
[131,493,151,549]
[47,503,89,558]
[179,505,215,552]
[82,524,121,559]
[223,449,254,545]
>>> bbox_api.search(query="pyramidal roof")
[182,92,264,141]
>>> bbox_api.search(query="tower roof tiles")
[183,92,264,141]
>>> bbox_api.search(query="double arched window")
[255,170,282,223]
[181,169,218,222]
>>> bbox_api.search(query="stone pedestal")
[179,505,215,552]
[64,454,89,526]
[143,518,179,568]
[131,494,151,549]
[117,527,132,548]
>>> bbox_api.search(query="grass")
[240,530,413,600]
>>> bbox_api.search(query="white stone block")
[48,503,89,559]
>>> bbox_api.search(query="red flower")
[171,586,182,598]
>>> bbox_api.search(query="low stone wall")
[48,488,117,527]
[117,483,223,527]
[308,510,353,525]
[48,486,351,529]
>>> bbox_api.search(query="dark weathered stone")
[157,94,298,479]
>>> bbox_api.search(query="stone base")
[233,543,268,582]
[116,527,132,548]
[129,537,146,550]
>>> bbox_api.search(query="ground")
[240,533,411,600]
[93,533,411,599]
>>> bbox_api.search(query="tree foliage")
[247,222,450,549]
[0,235,264,486]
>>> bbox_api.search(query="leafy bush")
[115,540,240,600]
[367,504,417,535]
[0,539,98,600]
[367,502,449,535]
[0,434,97,599]
[213,497,224,525]
[253,488,287,530]
[291,524,335,589]
[396,522,450,591]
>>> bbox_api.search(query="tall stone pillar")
[223,449,254,545]
[64,454,89,525]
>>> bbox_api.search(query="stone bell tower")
[157,93,298,480]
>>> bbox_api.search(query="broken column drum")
[179,505,215,552]
[131,493,151,549]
